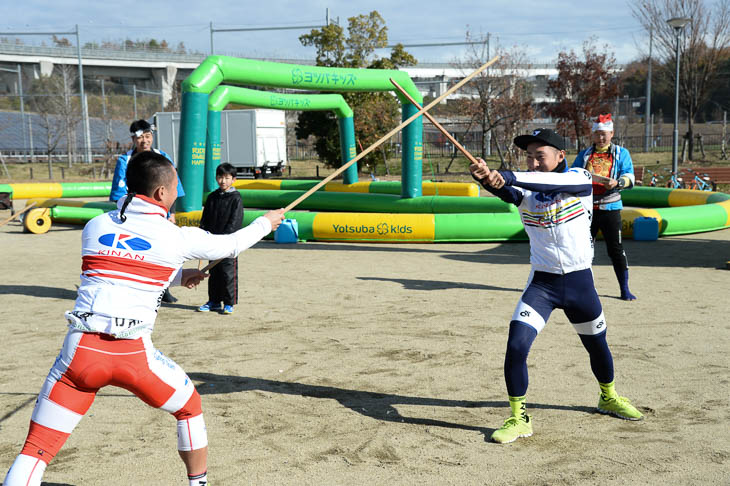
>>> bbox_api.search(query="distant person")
[110,119,186,303]
[2,151,284,486]
[572,114,637,300]
[470,128,642,445]
[197,163,244,315]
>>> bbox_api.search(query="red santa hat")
[592,113,614,132]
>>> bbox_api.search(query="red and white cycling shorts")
[21,329,205,462]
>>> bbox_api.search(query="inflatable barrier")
[19,187,730,241]
[0,182,111,199]
[175,209,527,243]
[227,190,514,214]
[232,180,480,197]
[621,187,730,237]
[0,180,478,201]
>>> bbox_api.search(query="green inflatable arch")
[177,56,423,212]
[204,86,356,193]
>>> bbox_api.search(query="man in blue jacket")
[572,114,636,300]
[110,119,185,303]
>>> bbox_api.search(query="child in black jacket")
[197,163,244,314]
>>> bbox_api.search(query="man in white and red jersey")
[3,151,284,486]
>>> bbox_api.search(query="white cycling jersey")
[487,168,595,274]
[68,194,271,338]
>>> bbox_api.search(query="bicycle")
[643,168,660,187]
[662,169,685,189]
[682,170,716,191]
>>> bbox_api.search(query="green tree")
[296,11,416,171]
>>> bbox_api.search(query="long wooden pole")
[200,56,500,273]
[0,201,37,228]
[281,55,499,213]
[392,80,608,185]
[390,78,480,165]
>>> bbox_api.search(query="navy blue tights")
[504,321,614,397]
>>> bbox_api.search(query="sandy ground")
[0,205,729,486]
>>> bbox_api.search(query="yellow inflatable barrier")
[23,208,52,234]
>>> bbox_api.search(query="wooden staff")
[393,80,609,187]
[0,202,37,228]
[201,55,500,273]
[390,78,480,166]
[281,56,499,213]
[201,259,217,273]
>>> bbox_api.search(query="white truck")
[154,109,287,178]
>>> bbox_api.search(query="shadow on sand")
[189,372,596,441]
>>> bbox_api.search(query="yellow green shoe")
[597,394,643,421]
[491,414,533,444]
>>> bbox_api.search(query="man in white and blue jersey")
[470,128,643,444]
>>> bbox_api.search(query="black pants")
[208,257,238,306]
[591,209,628,273]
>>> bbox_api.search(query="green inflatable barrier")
[177,56,423,212]
[0,182,111,199]
[22,188,730,243]
[205,86,356,192]
[620,187,730,237]
[213,189,516,214]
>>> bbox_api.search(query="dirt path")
[1,212,728,485]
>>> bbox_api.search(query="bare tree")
[28,79,70,178]
[164,80,182,112]
[28,65,83,171]
[545,39,620,150]
[632,0,730,160]
[33,112,64,178]
[59,66,78,167]
[454,32,535,169]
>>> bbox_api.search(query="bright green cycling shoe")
[597,394,643,421]
[491,414,533,444]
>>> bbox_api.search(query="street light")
[667,16,690,175]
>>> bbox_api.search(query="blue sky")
[3,0,649,63]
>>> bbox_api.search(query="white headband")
[592,119,613,132]
[592,121,613,132]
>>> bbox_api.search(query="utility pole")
[667,17,690,176]
[28,115,35,162]
[644,28,652,152]
[485,33,491,157]
[722,111,728,160]
[75,24,91,163]
[17,65,26,155]
[101,78,112,143]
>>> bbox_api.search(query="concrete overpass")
[0,43,202,105]
[0,43,559,105]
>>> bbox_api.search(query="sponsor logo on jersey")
[98,233,152,251]
[534,192,557,203]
